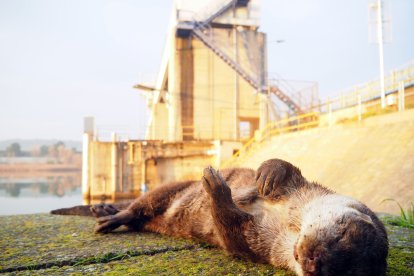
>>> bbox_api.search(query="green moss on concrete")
[13,248,292,276]
[0,214,198,272]
[387,247,414,276]
[384,219,414,275]
[0,214,413,275]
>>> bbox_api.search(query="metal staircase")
[202,0,236,25]
[192,27,302,114]
[193,28,261,90]
[268,85,302,114]
[188,0,303,114]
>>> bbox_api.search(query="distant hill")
[0,139,82,152]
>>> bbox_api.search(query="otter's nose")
[303,256,319,276]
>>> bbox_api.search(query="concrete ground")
[0,214,413,275]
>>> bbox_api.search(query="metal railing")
[221,60,414,168]
[221,112,319,168]
[318,61,414,113]
[268,75,319,114]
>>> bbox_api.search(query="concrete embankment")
[238,109,414,214]
[0,214,413,275]
[0,214,285,275]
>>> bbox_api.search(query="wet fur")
[51,159,388,276]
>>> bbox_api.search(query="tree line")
[0,141,78,158]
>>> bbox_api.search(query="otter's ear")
[350,211,374,225]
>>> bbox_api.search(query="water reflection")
[0,174,81,198]
[0,173,82,215]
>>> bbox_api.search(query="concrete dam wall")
[237,109,414,214]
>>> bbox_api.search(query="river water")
[0,173,83,215]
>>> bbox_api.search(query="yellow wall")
[149,102,169,140]
[145,155,215,189]
[192,28,263,141]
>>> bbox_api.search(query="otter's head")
[294,198,388,276]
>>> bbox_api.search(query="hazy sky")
[1,0,413,141]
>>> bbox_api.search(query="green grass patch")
[382,199,414,229]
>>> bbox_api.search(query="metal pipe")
[377,0,386,108]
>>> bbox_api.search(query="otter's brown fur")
[51,159,388,276]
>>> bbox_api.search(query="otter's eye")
[293,246,299,261]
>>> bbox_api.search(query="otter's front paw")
[256,159,303,199]
[202,166,232,204]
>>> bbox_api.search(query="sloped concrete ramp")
[239,109,414,214]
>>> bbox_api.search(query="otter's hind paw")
[202,166,232,204]
[90,204,120,218]
[94,210,134,234]
[95,215,121,234]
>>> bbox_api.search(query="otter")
[51,159,388,275]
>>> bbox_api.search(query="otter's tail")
[51,205,94,216]
[50,202,132,217]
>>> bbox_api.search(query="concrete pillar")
[259,92,269,130]
[140,161,147,193]
[168,95,181,141]
[375,0,386,108]
[180,37,194,141]
[111,132,118,199]
[234,27,240,141]
[168,36,182,142]
[81,133,91,203]
[398,81,405,112]
[82,117,95,204]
